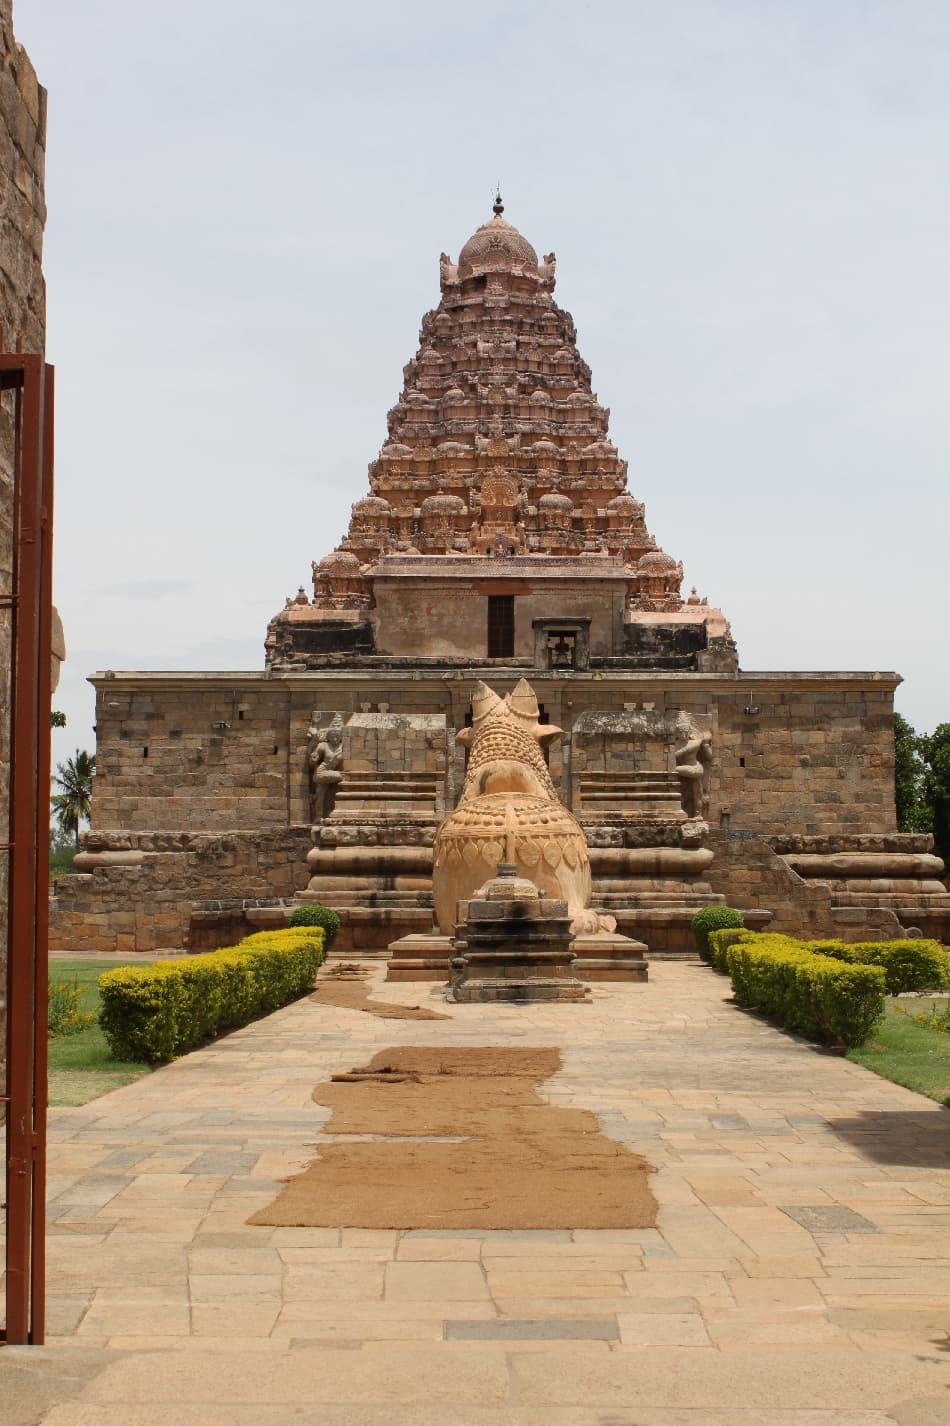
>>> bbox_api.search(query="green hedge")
[691,905,744,961]
[98,927,325,1064]
[709,930,950,995]
[288,902,341,945]
[726,938,886,1048]
[803,939,950,995]
[708,926,758,973]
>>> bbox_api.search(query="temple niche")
[52,199,950,960]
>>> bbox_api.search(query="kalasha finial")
[493,185,504,217]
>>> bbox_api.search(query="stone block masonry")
[46,667,915,955]
[48,829,312,953]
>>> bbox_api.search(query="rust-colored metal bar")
[2,350,53,1346]
[31,361,54,1342]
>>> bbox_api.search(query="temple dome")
[317,550,361,572]
[638,550,677,573]
[538,493,574,511]
[352,496,391,513]
[421,493,465,513]
[458,206,538,278]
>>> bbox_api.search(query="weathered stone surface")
[448,863,588,1002]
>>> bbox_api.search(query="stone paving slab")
[2,960,950,1423]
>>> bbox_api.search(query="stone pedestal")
[448,864,586,1003]
[571,931,649,982]
[387,931,454,980]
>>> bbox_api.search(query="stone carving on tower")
[266,194,735,672]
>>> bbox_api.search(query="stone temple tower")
[266,196,736,675]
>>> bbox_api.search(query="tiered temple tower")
[266,197,736,677]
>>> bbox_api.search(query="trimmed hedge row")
[98,927,325,1064]
[804,939,950,995]
[705,929,950,1048]
[707,929,950,993]
[725,938,886,1048]
[708,926,756,973]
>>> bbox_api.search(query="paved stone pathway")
[3,960,950,1425]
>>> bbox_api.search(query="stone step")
[580,793,682,804]
[593,895,718,906]
[832,891,950,909]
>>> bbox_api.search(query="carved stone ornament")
[307,712,344,822]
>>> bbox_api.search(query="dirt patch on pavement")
[310,966,450,1020]
[249,1046,656,1230]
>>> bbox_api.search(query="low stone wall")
[48,829,312,953]
[704,830,903,942]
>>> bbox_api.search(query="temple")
[49,201,950,958]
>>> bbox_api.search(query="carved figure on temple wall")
[306,712,344,822]
[432,679,616,935]
[674,719,713,821]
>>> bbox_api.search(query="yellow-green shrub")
[804,939,950,995]
[707,926,758,973]
[726,939,886,1047]
[98,927,324,1064]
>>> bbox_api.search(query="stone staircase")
[769,834,950,945]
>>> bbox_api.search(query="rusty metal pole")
[2,351,53,1345]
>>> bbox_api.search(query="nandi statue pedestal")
[449,863,587,1003]
[387,679,648,984]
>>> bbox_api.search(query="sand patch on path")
[249,1046,656,1230]
[311,965,450,1020]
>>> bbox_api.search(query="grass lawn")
[47,958,153,1106]
[847,997,950,1107]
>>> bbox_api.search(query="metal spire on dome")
[493,185,504,217]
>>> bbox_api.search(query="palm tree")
[51,749,95,848]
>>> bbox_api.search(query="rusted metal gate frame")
[1,349,54,1346]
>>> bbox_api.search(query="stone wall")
[0,1,45,1065]
[91,675,315,831]
[61,668,902,955]
[712,681,896,836]
[371,574,624,661]
[0,3,44,355]
[87,669,899,841]
[48,829,312,953]
[704,830,903,942]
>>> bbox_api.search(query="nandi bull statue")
[432,678,616,936]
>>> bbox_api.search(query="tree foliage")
[894,714,930,833]
[51,749,95,848]
[895,715,950,868]
[919,723,950,869]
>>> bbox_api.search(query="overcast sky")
[14,0,949,770]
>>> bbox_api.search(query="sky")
[12,0,949,774]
